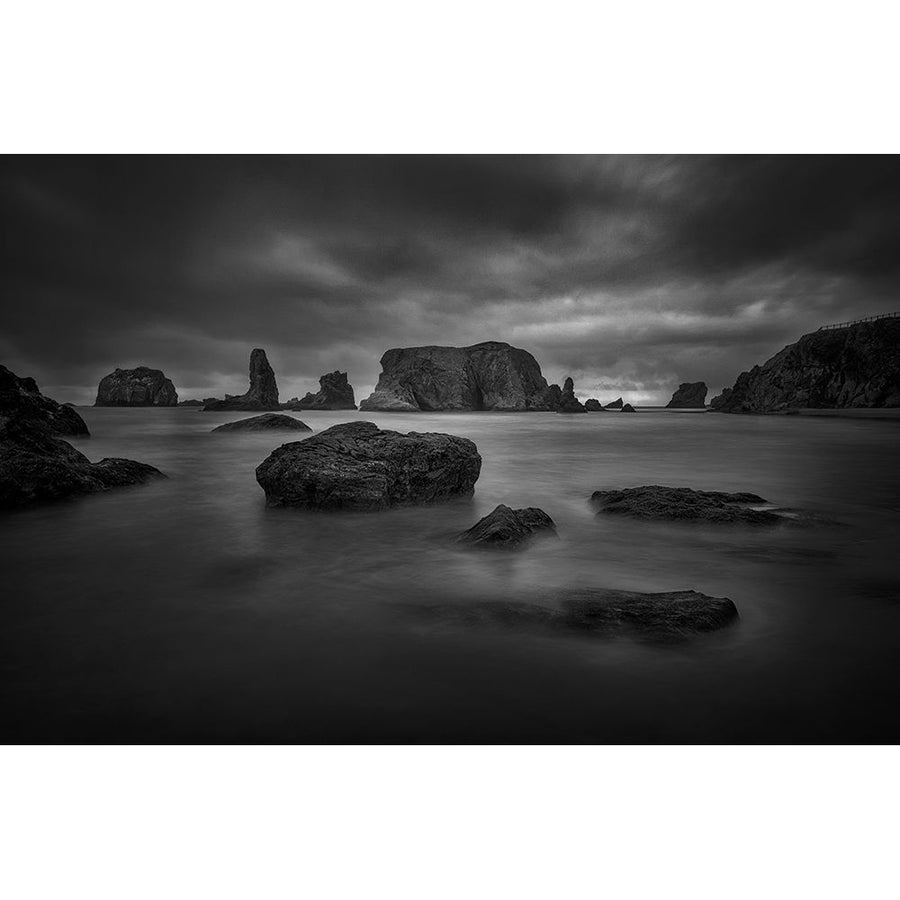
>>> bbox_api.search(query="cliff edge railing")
[818,312,900,331]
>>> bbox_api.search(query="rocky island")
[203,349,280,411]
[556,377,586,413]
[284,371,356,410]
[95,366,178,406]
[711,316,900,413]
[667,381,707,408]
[360,341,562,411]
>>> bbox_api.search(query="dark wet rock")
[203,349,280,411]
[456,503,557,550]
[95,367,178,406]
[212,414,311,433]
[256,421,481,510]
[667,381,708,408]
[1,365,89,436]
[605,397,624,409]
[409,588,738,640]
[711,318,900,413]
[590,485,783,524]
[360,341,560,411]
[557,376,587,413]
[584,398,604,411]
[177,399,204,407]
[621,403,636,413]
[285,371,356,410]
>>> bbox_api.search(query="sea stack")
[557,377,587,413]
[359,341,560,411]
[605,397,624,410]
[711,317,900,413]
[285,371,357,410]
[95,367,178,407]
[666,382,708,408]
[203,349,280,411]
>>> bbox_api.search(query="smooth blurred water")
[2,407,899,743]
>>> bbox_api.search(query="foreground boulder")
[212,414,311,433]
[203,349,280,411]
[256,421,481,510]
[456,504,557,550]
[711,317,900,413]
[360,341,561,411]
[95,367,178,406]
[1,364,89,436]
[408,588,738,640]
[556,377,587,413]
[584,398,604,411]
[285,371,357,410]
[591,485,783,524]
[667,381,708,408]
[605,397,624,409]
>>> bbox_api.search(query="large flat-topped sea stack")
[667,381,707,408]
[203,349,280,411]
[359,341,561,411]
[255,421,481,510]
[95,367,178,406]
[711,317,900,413]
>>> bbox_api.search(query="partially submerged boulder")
[95,367,178,406]
[285,371,357,410]
[212,414,311,433]
[203,349,280,411]
[667,381,708,408]
[591,485,781,524]
[255,421,481,510]
[456,503,557,550]
[1,364,89,436]
[605,397,624,409]
[557,377,587,413]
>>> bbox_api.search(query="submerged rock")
[710,317,900,413]
[203,349,280,411]
[212,414,311,433]
[360,341,560,411]
[605,397,624,410]
[667,381,708,408]
[557,377,587,413]
[1,364,89,436]
[590,485,782,524]
[409,588,738,640]
[584,398,604,411]
[621,403,636,413]
[95,367,178,406]
[456,503,557,550]
[255,421,481,510]
[285,371,357,410]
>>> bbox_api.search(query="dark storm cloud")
[2,155,898,404]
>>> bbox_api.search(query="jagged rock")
[1,364,89,436]
[456,504,557,550]
[360,341,560,411]
[408,588,738,640]
[557,376,587,413]
[584,398,604,411]
[177,399,204,407]
[256,421,481,510]
[212,414,311,433]
[667,381,708,408]
[621,403,636,413]
[711,318,900,413]
[1,366,164,509]
[95,367,178,406]
[605,397,624,409]
[203,349,280,411]
[285,371,356,410]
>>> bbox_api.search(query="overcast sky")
[2,155,898,404]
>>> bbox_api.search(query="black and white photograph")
[3,3,899,897]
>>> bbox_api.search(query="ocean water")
[2,407,899,743]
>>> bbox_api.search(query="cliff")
[95,367,178,406]
[203,349,280,411]
[711,318,900,413]
[359,341,559,411]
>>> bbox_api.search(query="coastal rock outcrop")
[584,398,604,411]
[203,349,280,411]
[285,371,356,410]
[591,485,780,524]
[456,504,557,550]
[95,367,178,406]
[1,364,89,436]
[212,414,311,433]
[667,381,708,408]
[556,377,586,413]
[256,421,481,510]
[621,403,636,413]
[359,341,560,411]
[710,317,900,413]
[605,397,624,410]
[177,399,204,407]
[1,366,164,509]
